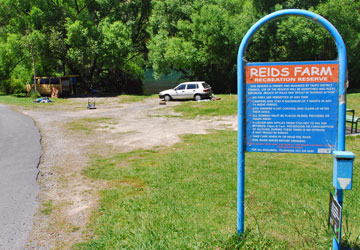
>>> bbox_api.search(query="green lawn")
[173,90,360,119]
[347,89,360,117]
[75,103,360,250]
[171,94,237,118]
[1,91,359,249]
[117,94,156,103]
[0,93,69,108]
[0,93,155,109]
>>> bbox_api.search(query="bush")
[29,90,41,98]
[0,78,26,94]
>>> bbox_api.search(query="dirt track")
[18,97,236,249]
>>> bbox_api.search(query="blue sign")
[245,61,339,154]
[237,11,349,250]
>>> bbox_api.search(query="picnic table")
[346,109,359,133]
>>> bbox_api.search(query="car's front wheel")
[164,95,172,102]
[194,94,202,101]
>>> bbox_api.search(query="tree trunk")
[31,44,37,92]
[62,61,66,76]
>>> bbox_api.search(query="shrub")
[29,89,41,98]
[0,78,25,94]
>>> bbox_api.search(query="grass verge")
[0,93,68,108]
[0,93,155,109]
[75,131,360,250]
[172,95,237,118]
[117,95,156,104]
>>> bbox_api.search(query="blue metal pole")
[237,38,246,235]
[237,10,347,242]
[331,8,347,250]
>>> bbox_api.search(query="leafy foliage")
[148,0,255,93]
[0,0,360,94]
[0,0,150,94]
[148,0,360,92]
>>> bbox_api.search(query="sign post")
[237,9,355,249]
[329,192,342,242]
[246,61,339,154]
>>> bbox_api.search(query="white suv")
[159,81,213,101]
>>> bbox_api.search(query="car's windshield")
[175,84,186,90]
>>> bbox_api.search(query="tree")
[0,0,152,94]
[148,0,256,93]
[1,0,359,94]
[248,0,360,89]
[316,0,360,89]
[65,0,151,93]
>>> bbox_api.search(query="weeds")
[40,200,54,215]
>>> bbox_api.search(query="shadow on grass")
[222,230,287,250]
[348,88,360,94]
[222,231,360,249]
[0,92,38,98]
[342,241,360,250]
[62,92,154,99]
[13,93,27,98]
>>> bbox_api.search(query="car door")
[173,84,187,99]
[184,83,198,99]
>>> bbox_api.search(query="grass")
[347,89,360,117]
[2,90,359,249]
[75,130,360,249]
[0,93,33,107]
[0,93,66,108]
[171,94,237,118]
[65,117,117,135]
[40,200,54,215]
[169,90,360,120]
[0,93,155,110]
[117,94,156,104]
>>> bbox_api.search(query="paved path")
[0,104,41,250]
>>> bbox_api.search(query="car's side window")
[187,84,198,89]
[175,84,186,90]
[202,83,210,88]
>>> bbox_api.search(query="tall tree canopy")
[0,0,150,94]
[147,0,257,92]
[148,0,360,92]
[0,0,359,94]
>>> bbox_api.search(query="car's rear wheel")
[164,95,171,102]
[194,94,202,101]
